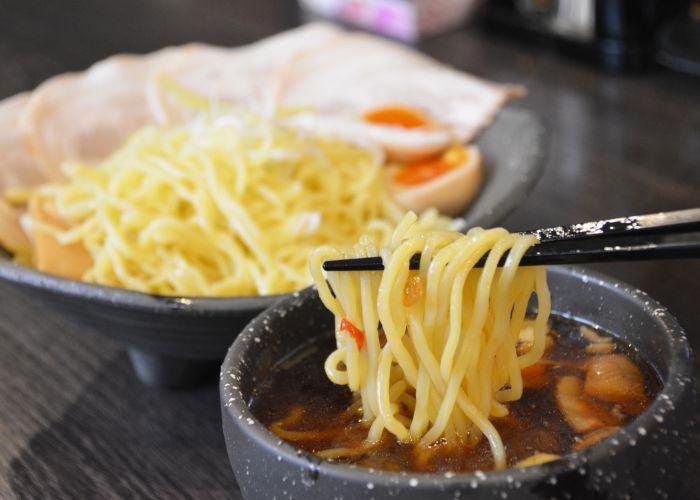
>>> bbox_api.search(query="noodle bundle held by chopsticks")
[310,212,551,469]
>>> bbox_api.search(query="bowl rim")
[0,257,286,313]
[220,265,694,488]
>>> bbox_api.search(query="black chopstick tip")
[323,256,386,272]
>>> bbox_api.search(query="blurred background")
[2,0,700,89]
[0,0,698,498]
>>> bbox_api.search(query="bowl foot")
[127,349,220,389]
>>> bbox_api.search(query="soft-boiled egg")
[284,107,453,163]
[387,145,483,216]
[285,109,483,215]
[361,105,454,162]
[362,105,430,128]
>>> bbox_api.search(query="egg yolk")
[363,106,429,128]
[394,146,468,186]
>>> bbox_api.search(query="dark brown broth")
[250,316,661,473]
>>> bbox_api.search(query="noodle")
[309,212,551,469]
[22,110,453,295]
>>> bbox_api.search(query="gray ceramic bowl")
[220,266,695,500]
[0,107,546,388]
[0,257,283,388]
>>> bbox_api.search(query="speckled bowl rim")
[220,266,693,490]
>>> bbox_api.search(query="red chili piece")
[340,318,365,350]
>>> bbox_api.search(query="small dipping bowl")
[220,266,695,499]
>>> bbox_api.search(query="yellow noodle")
[317,443,377,459]
[23,111,453,296]
[269,425,342,442]
[310,212,550,469]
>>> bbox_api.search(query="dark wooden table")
[0,1,698,498]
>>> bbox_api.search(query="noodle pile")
[22,111,453,295]
[309,212,551,468]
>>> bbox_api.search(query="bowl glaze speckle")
[220,266,695,500]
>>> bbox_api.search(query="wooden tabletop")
[0,1,698,498]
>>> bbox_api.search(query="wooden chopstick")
[322,208,700,272]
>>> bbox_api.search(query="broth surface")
[251,316,660,473]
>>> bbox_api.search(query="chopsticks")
[322,208,700,271]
